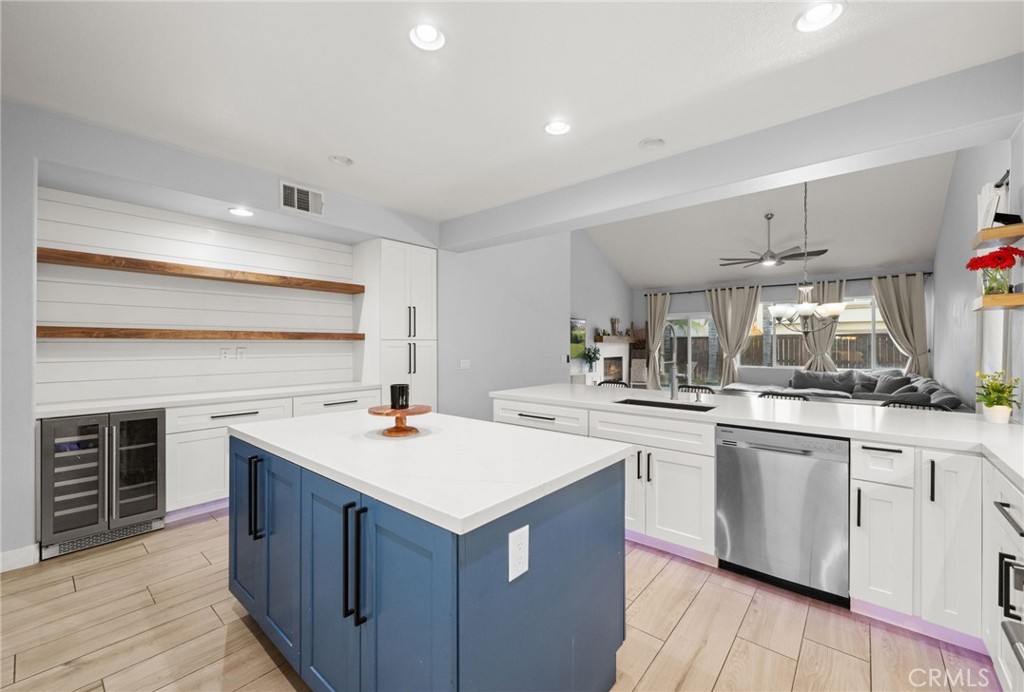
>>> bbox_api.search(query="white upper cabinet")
[380,241,436,340]
[919,450,983,636]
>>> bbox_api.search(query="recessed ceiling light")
[409,24,445,51]
[544,120,571,136]
[638,137,665,149]
[328,154,354,166]
[228,207,254,217]
[795,2,844,32]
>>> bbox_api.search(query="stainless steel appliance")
[40,409,165,559]
[716,425,850,604]
[993,501,1024,686]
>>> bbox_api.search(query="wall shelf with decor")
[37,247,366,295]
[37,327,365,341]
[971,224,1024,250]
[971,294,1024,311]
[593,335,638,344]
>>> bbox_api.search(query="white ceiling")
[2,2,1021,221]
[585,152,956,289]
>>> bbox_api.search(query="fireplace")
[603,356,623,382]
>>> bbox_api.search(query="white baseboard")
[165,498,228,525]
[1,543,40,572]
[625,530,718,568]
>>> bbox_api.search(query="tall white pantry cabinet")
[354,239,438,410]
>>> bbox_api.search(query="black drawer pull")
[211,411,259,420]
[636,450,642,480]
[646,452,652,483]
[323,400,359,407]
[996,502,1024,537]
[517,413,555,422]
[860,445,902,454]
[251,456,264,540]
[1000,552,1022,621]
[354,506,368,627]
[342,502,356,618]
[856,487,861,527]
[246,455,258,537]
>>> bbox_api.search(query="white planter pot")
[981,405,1012,425]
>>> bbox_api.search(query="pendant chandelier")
[767,182,845,334]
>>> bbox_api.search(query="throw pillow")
[875,375,911,395]
[893,384,918,396]
[790,369,856,393]
[853,371,878,393]
[930,391,962,410]
[891,392,931,404]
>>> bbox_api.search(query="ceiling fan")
[718,212,828,268]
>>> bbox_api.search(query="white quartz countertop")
[35,382,381,419]
[229,410,634,534]
[491,384,1024,491]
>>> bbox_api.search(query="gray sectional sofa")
[721,367,968,411]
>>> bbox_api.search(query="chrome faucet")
[669,362,679,400]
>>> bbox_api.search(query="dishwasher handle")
[744,442,814,457]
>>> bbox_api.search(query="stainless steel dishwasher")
[716,425,850,604]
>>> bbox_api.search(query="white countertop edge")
[228,426,635,535]
[490,385,1024,492]
[35,382,381,420]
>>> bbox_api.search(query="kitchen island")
[227,409,634,692]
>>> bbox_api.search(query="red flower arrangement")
[966,245,1024,271]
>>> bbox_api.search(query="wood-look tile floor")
[0,515,1000,692]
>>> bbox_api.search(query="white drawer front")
[851,440,916,487]
[293,389,380,417]
[589,410,713,456]
[991,460,1024,535]
[166,397,293,433]
[492,399,589,436]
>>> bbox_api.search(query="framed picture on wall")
[570,318,586,359]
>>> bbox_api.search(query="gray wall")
[932,140,1011,406]
[570,230,633,346]
[437,234,571,421]
[0,100,438,556]
[1008,119,1023,423]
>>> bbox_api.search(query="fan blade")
[775,246,802,257]
[779,248,828,260]
[719,260,757,267]
[718,257,759,262]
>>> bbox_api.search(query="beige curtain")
[646,293,671,390]
[872,273,931,377]
[706,286,762,387]
[803,279,846,372]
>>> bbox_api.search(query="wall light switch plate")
[219,348,232,360]
[460,359,471,370]
[235,347,247,360]
[508,525,529,582]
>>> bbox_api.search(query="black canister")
[390,383,410,410]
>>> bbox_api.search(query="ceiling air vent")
[280,181,324,216]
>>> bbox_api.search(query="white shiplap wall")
[37,188,358,405]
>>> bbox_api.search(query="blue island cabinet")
[229,436,625,692]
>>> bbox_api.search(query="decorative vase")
[982,268,1012,295]
[982,404,1011,424]
[587,362,595,373]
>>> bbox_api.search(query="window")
[739,297,905,370]
[660,315,721,387]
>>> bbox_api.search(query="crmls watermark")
[909,668,991,688]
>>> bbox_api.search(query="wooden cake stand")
[368,404,431,437]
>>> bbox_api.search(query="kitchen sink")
[614,398,716,412]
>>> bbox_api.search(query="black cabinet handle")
[407,343,412,375]
[212,411,259,420]
[860,445,902,454]
[246,455,258,537]
[342,502,356,618]
[413,342,417,374]
[929,460,935,503]
[517,413,555,422]
[856,487,862,527]
[412,306,417,338]
[646,452,652,483]
[354,506,368,627]
[323,399,359,407]
[1000,552,1022,621]
[996,502,1024,537]
[407,306,412,338]
[636,450,642,480]
[251,456,264,540]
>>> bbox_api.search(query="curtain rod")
[643,271,933,298]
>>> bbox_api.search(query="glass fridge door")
[40,414,109,544]
[109,409,166,528]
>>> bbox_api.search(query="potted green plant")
[581,345,601,373]
[976,370,1020,424]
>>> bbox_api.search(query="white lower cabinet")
[918,450,982,636]
[381,340,437,409]
[850,479,915,614]
[165,427,228,511]
[624,449,645,533]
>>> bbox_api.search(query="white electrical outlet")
[219,348,232,360]
[508,525,529,582]
[460,359,471,370]
[236,347,247,360]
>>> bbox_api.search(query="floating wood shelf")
[37,327,365,341]
[37,247,365,295]
[594,335,639,344]
[972,294,1024,311]
[972,224,1024,249]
